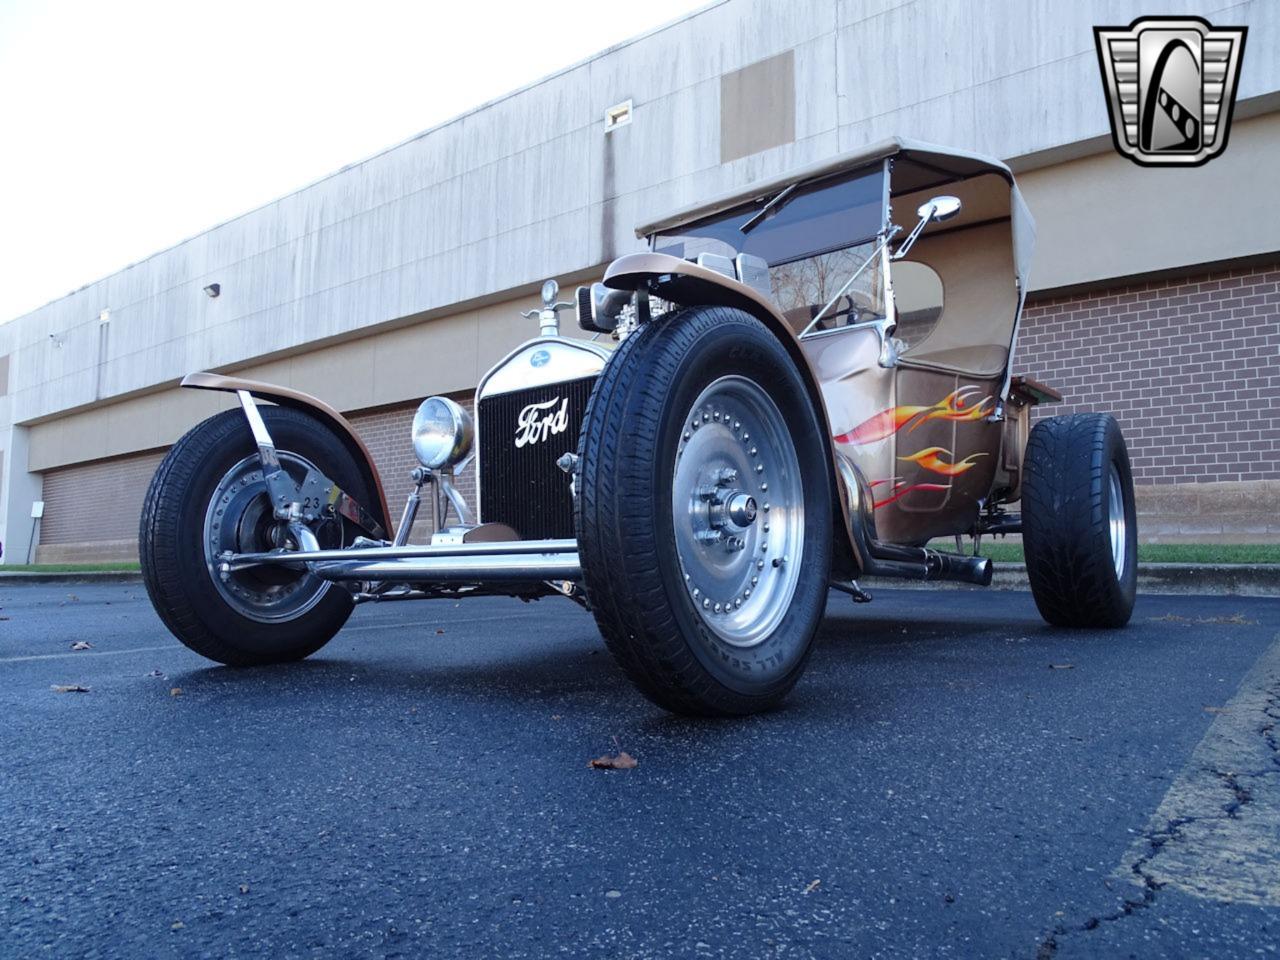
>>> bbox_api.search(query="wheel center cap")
[726,492,757,528]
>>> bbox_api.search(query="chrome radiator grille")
[477,375,596,541]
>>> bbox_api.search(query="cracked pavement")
[1038,638,1280,957]
[1,582,1278,958]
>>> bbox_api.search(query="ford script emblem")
[515,397,569,448]
[530,350,550,368]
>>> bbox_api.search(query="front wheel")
[1022,413,1137,628]
[140,406,378,666]
[576,306,834,716]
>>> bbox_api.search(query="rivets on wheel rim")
[675,384,803,637]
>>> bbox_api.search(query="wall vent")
[604,99,632,132]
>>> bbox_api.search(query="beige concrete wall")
[26,288,601,473]
[1019,111,1280,293]
[1137,480,1280,545]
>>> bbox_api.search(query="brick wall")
[1018,260,1280,484]
[348,394,477,539]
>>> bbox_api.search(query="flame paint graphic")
[872,481,950,509]
[898,447,988,477]
[834,387,995,446]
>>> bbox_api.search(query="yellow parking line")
[1114,633,1280,906]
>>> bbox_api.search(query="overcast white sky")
[0,0,708,322]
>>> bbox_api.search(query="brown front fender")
[181,372,392,535]
[603,252,861,578]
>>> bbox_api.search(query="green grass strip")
[0,562,142,573]
[929,541,1280,565]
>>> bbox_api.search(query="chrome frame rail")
[310,552,581,583]
[219,535,581,584]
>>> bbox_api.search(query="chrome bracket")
[235,390,386,538]
[831,579,873,603]
[237,390,303,520]
[435,471,475,527]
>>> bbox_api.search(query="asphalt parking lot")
[1,581,1277,959]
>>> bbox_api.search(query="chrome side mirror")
[892,194,962,260]
[919,195,961,223]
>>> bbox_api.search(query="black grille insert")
[478,375,596,541]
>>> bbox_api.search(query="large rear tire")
[576,306,833,716]
[1022,413,1137,628]
[140,406,375,666]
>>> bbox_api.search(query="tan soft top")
[635,137,1014,239]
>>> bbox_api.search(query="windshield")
[772,241,885,335]
[651,164,886,269]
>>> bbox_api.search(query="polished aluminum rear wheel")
[1107,463,1127,579]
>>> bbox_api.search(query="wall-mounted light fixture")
[48,333,64,348]
[203,282,221,298]
[98,309,111,324]
[604,99,632,132]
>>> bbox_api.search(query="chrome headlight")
[411,396,473,470]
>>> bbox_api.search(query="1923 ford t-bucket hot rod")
[141,138,1137,716]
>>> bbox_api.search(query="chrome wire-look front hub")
[204,453,338,623]
[672,376,804,648]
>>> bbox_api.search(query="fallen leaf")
[70,641,93,651]
[1049,663,1074,670]
[65,594,80,603]
[436,628,445,635]
[551,714,563,721]
[145,670,165,679]
[238,883,250,895]
[589,751,638,770]
[171,921,184,931]
[803,879,821,895]
[604,889,622,899]
[169,687,183,697]
[51,684,89,694]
